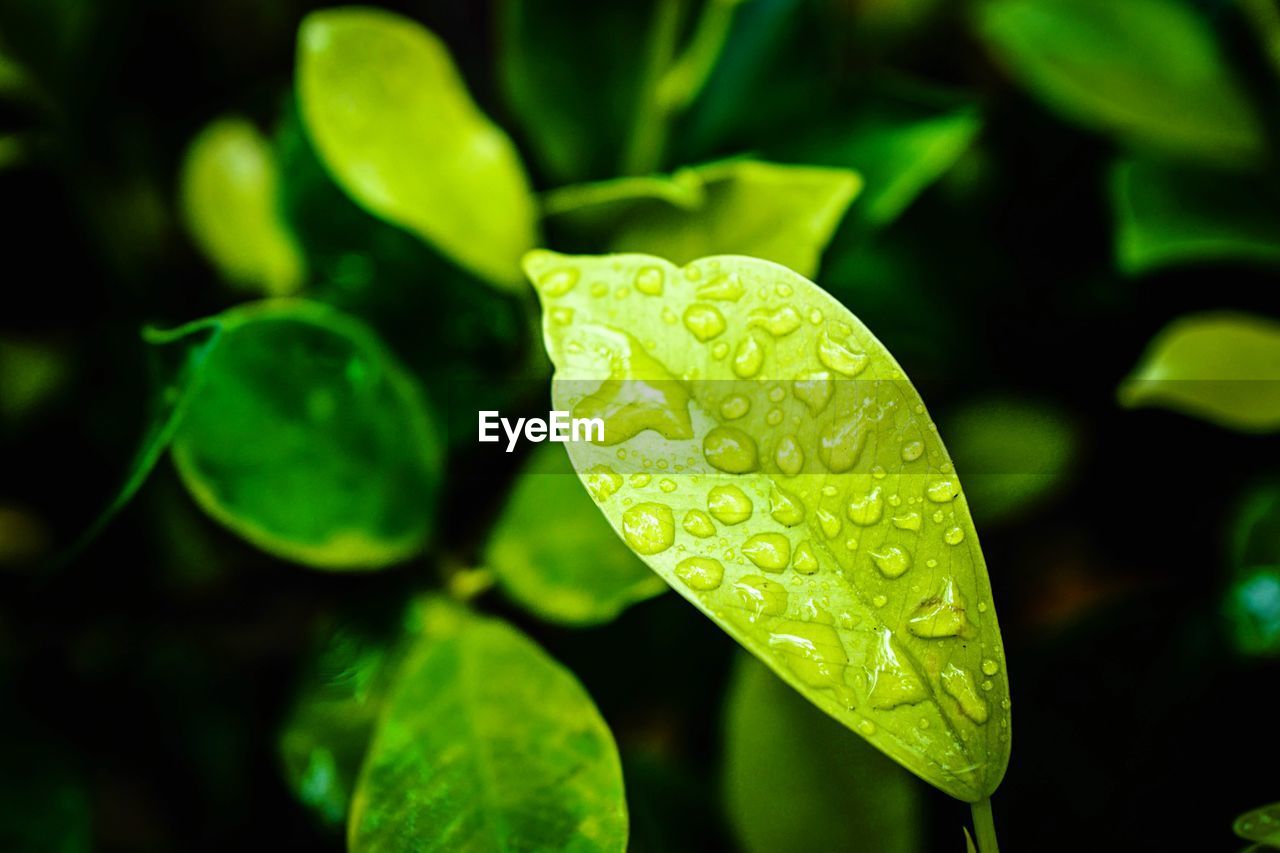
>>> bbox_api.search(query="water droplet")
[792,372,833,414]
[697,272,745,301]
[866,627,929,709]
[941,664,989,724]
[590,281,608,298]
[621,502,675,555]
[707,485,753,525]
[981,659,999,676]
[775,435,804,476]
[907,578,970,638]
[857,719,877,736]
[732,575,788,622]
[927,479,960,503]
[846,487,884,526]
[537,267,579,296]
[768,385,786,403]
[769,486,806,526]
[675,556,724,591]
[775,283,794,297]
[683,304,727,342]
[765,408,783,426]
[817,329,868,376]
[872,594,887,607]
[793,540,819,574]
[750,306,802,337]
[551,307,575,325]
[584,466,622,501]
[629,473,651,488]
[768,620,847,689]
[682,509,716,538]
[659,478,677,493]
[892,512,922,531]
[719,394,750,420]
[944,526,965,545]
[870,545,911,578]
[808,308,824,324]
[816,508,842,539]
[742,533,791,571]
[711,341,729,359]
[703,426,759,473]
[634,266,664,296]
[932,510,945,524]
[732,334,764,378]
[660,307,677,324]
[901,440,924,462]
[818,418,867,473]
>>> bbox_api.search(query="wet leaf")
[722,653,923,853]
[587,160,860,278]
[180,116,306,296]
[1119,312,1280,432]
[349,600,628,851]
[526,250,1011,801]
[944,397,1077,525]
[1111,158,1280,275]
[978,0,1263,166]
[484,444,667,626]
[1234,802,1280,847]
[170,300,442,569]
[297,7,537,288]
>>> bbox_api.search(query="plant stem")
[970,798,1000,853]
[621,0,685,176]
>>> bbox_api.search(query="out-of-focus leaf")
[1119,312,1280,432]
[1111,158,1280,275]
[945,397,1078,525]
[497,0,652,182]
[542,167,706,238]
[977,0,1263,166]
[0,337,69,422]
[722,653,923,853]
[281,624,393,826]
[786,103,981,230]
[180,116,306,296]
[0,717,91,853]
[526,250,1011,802]
[485,444,667,626]
[349,599,629,851]
[170,300,441,569]
[604,160,860,278]
[1224,486,1280,658]
[1235,802,1280,847]
[296,7,537,289]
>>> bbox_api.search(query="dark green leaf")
[1234,802,1280,847]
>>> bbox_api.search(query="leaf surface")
[978,0,1262,165]
[1234,802,1280,846]
[722,653,923,853]
[1119,312,1280,432]
[526,249,1010,801]
[170,300,441,569]
[297,7,537,288]
[485,444,667,625]
[349,600,628,852]
[180,116,306,296]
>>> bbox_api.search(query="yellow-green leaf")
[1234,802,1280,847]
[349,600,628,851]
[484,444,667,625]
[1119,312,1280,432]
[613,161,858,278]
[723,653,923,853]
[296,7,538,288]
[170,300,442,569]
[180,116,306,296]
[978,0,1263,166]
[525,250,1011,802]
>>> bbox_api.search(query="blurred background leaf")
[1234,801,1280,848]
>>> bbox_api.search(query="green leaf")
[1110,158,1280,275]
[296,7,538,289]
[170,299,442,569]
[1234,802,1280,847]
[349,600,629,851]
[180,116,306,296]
[525,250,1011,802]
[1224,485,1280,658]
[551,160,858,279]
[722,653,923,853]
[1118,312,1280,432]
[542,167,706,239]
[944,397,1077,525]
[485,444,667,626]
[977,0,1263,166]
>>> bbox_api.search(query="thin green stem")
[970,797,1000,853]
[621,0,685,176]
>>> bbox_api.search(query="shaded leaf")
[180,116,306,296]
[170,300,442,569]
[1235,802,1280,847]
[722,652,923,853]
[1110,158,1280,275]
[542,167,706,238]
[526,250,1011,801]
[349,600,628,851]
[597,160,860,278]
[1119,312,1280,432]
[484,444,667,626]
[296,7,537,288]
[978,0,1263,165]
[944,397,1078,525]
